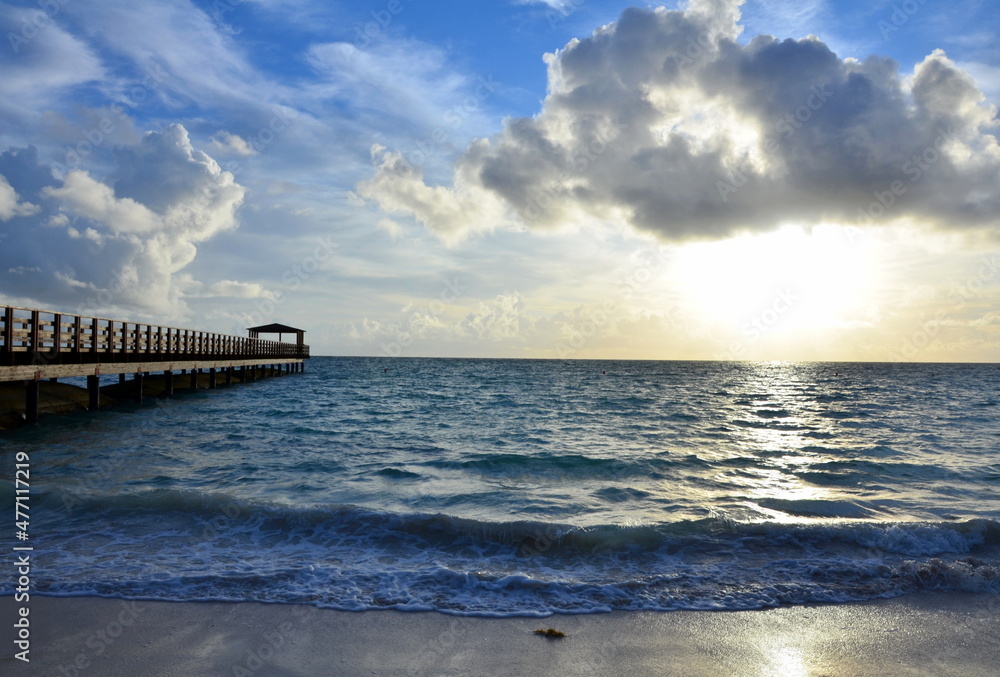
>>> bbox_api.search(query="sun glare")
[672,225,881,339]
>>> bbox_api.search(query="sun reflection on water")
[715,362,852,521]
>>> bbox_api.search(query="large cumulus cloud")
[357,0,1000,243]
[0,124,246,316]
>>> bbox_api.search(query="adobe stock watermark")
[855,126,954,226]
[888,310,947,362]
[716,157,756,203]
[522,117,627,223]
[7,0,72,54]
[518,524,564,559]
[407,616,476,677]
[953,255,1000,304]
[668,15,739,71]
[54,601,148,676]
[877,0,930,41]
[542,0,586,31]
[516,460,630,565]
[209,106,297,192]
[715,287,800,361]
[213,0,248,20]
[200,500,246,541]
[556,246,677,359]
[554,302,616,359]
[352,0,410,49]
[52,455,118,520]
[79,268,139,318]
[381,277,468,357]
[717,82,835,202]
[226,604,313,677]
[52,64,172,178]
[236,234,339,331]
[889,253,1000,361]
[761,84,834,155]
[960,595,1000,642]
[389,75,499,180]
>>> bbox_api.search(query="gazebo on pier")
[247,323,308,357]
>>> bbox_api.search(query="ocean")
[3,358,999,617]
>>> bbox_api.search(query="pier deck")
[0,305,309,426]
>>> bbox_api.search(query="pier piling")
[87,375,100,411]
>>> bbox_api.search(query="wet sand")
[2,593,998,676]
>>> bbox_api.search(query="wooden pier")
[0,305,310,427]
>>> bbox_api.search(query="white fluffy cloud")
[0,124,247,316]
[44,171,161,234]
[209,131,258,157]
[359,0,1000,244]
[460,292,523,340]
[189,279,275,299]
[357,144,511,244]
[0,175,39,220]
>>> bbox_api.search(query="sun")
[671,224,882,341]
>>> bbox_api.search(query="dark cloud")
[358,0,1000,243]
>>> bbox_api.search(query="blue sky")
[1,0,999,360]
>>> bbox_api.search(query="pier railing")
[1,305,310,367]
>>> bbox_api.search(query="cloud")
[44,171,162,234]
[305,37,496,143]
[356,144,510,245]
[960,61,1000,105]
[376,218,404,239]
[513,0,576,9]
[460,292,523,340]
[68,0,258,110]
[357,0,1000,244]
[344,291,525,353]
[209,131,258,157]
[0,174,39,220]
[742,0,827,40]
[0,124,247,317]
[191,279,275,299]
[0,3,104,118]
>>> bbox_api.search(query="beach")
[3,593,998,676]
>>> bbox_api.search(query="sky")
[0,0,999,362]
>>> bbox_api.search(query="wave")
[12,487,1000,616]
[374,467,423,480]
[417,452,704,479]
[755,497,883,519]
[26,485,1000,556]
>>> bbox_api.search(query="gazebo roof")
[247,323,305,334]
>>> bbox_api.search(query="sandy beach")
[2,593,998,676]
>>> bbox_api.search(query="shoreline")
[2,593,998,676]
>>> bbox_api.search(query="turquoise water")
[2,358,999,615]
